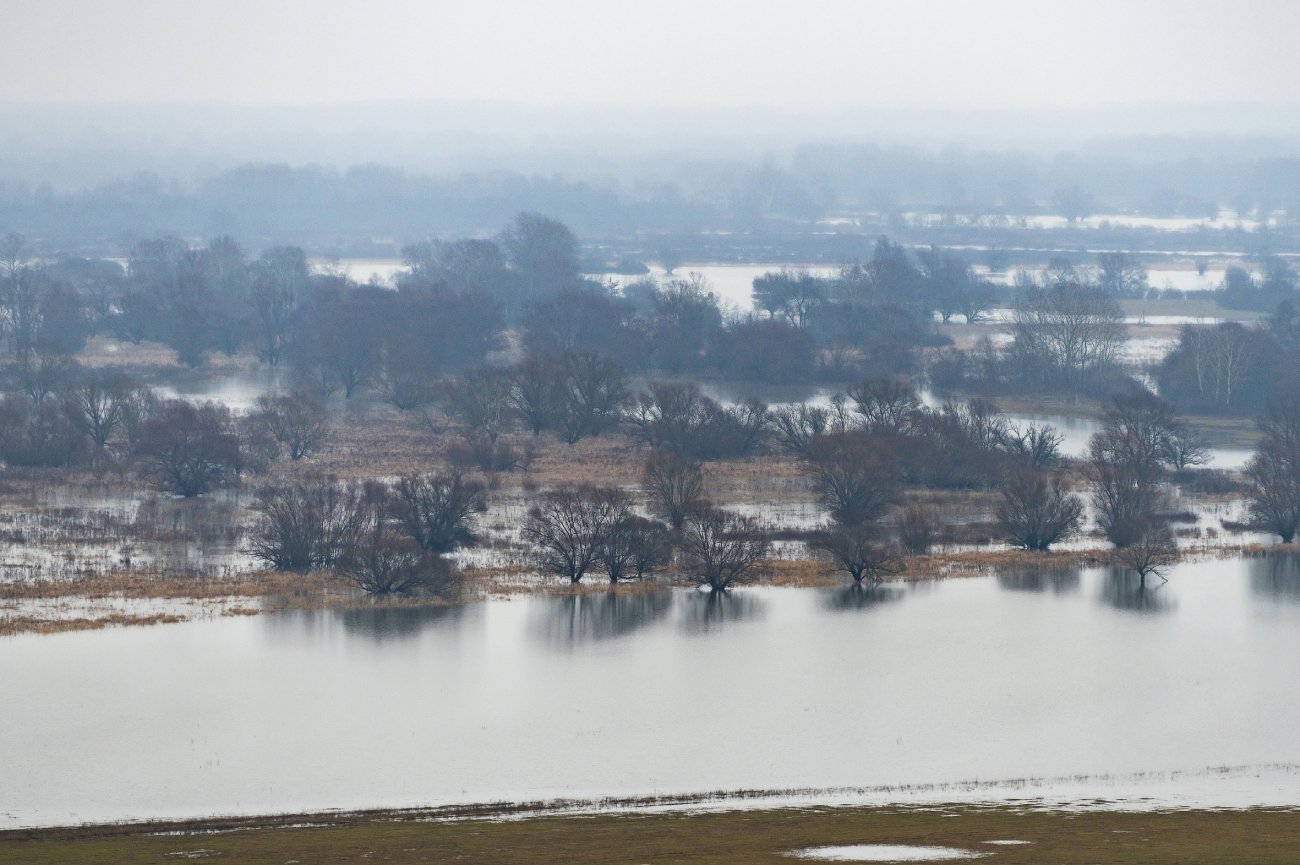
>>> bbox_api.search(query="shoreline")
[6,789,1300,863]
[2,540,1292,638]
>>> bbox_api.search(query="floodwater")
[600,264,838,312]
[153,367,284,412]
[4,555,1300,828]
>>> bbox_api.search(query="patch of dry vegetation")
[4,802,1300,865]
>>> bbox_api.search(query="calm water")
[3,555,1300,827]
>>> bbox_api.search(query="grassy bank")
[4,803,1300,864]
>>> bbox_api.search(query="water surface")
[3,555,1300,827]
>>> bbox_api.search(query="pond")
[3,555,1300,828]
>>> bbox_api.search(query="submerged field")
[5,803,1300,864]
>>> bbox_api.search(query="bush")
[133,400,242,496]
[246,477,363,571]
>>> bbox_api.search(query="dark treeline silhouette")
[5,133,1300,252]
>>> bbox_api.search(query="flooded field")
[3,554,1300,828]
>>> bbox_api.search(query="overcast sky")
[2,0,1298,109]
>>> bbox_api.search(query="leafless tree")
[1096,252,1149,297]
[62,369,142,449]
[390,472,487,553]
[1005,422,1064,470]
[557,351,628,444]
[1115,521,1179,587]
[1010,282,1125,391]
[996,467,1085,551]
[524,485,631,584]
[336,487,456,596]
[247,477,364,571]
[252,391,330,461]
[1246,397,1300,542]
[510,352,564,436]
[247,246,305,365]
[846,376,920,435]
[813,521,902,585]
[802,432,900,525]
[627,381,767,460]
[896,505,940,554]
[133,400,243,497]
[15,341,76,404]
[446,364,514,444]
[597,515,672,583]
[1177,323,1253,408]
[642,450,706,531]
[680,507,769,591]
[770,403,834,456]
[1087,392,1200,547]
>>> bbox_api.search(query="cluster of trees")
[0,340,330,495]
[929,269,1133,398]
[523,458,769,592]
[1216,258,1299,312]
[1158,298,1300,416]
[248,472,485,595]
[1246,396,1300,544]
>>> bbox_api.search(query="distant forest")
[4,143,1300,256]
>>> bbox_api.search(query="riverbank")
[2,539,1290,637]
[5,800,1299,864]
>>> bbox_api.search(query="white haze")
[2,0,1299,111]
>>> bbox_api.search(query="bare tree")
[680,508,769,591]
[16,341,76,404]
[802,433,900,525]
[252,391,330,461]
[133,400,243,497]
[1096,252,1149,297]
[510,352,564,436]
[390,472,487,553]
[1246,398,1300,542]
[557,351,628,444]
[846,376,919,435]
[813,521,902,585]
[771,403,834,456]
[1087,437,1165,549]
[1010,282,1125,391]
[896,505,940,554]
[246,477,364,571]
[642,450,705,531]
[1005,423,1064,470]
[336,488,456,596]
[62,369,141,450]
[996,468,1085,551]
[1087,392,1198,547]
[1115,522,1179,587]
[524,485,631,584]
[446,364,514,444]
[247,246,305,365]
[597,515,672,583]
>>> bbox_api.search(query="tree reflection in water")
[333,603,466,641]
[1249,553,1300,603]
[531,589,673,648]
[997,568,1081,595]
[823,583,905,612]
[679,588,764,634]
[1100,569,1175,614]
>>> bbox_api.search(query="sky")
[3,0,1299,110]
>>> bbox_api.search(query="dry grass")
[0,568,332,601]
[0,612,186,637]
[5,803,1300,864]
